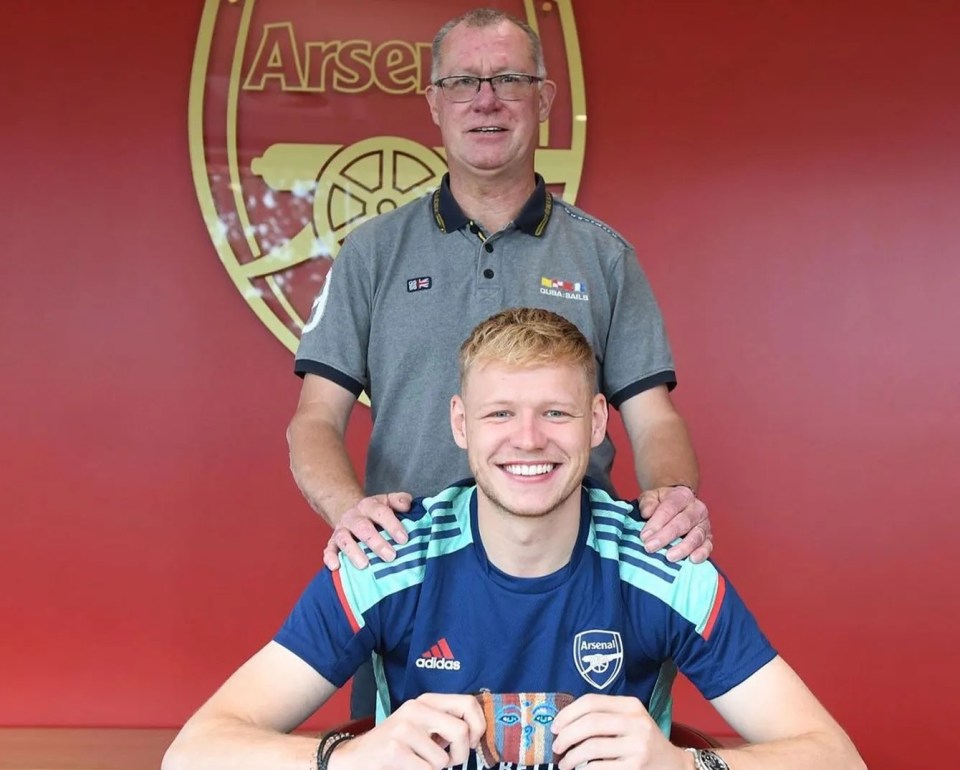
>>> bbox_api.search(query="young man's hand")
[329,693,484,770]
[551,693,692,770]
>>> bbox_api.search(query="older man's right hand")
[323,492,413,570]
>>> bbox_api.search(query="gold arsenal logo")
[189,0,587,368]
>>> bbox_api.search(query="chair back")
[669,721,723,749]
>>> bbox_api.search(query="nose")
[511,412,546,451]
[471,79,501,110]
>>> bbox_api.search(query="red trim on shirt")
[702,573,726,641]
[332,570,360,633]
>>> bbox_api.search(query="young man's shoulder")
[402,480,475,534]
[585,486,736,652]
[344,481,476,579]
[331,483,476,622]
[585,486,721,591]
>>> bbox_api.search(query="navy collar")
[431,173,553,237]
[468,484,591,593]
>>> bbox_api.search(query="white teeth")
[474,127,503,132]
[503,463,555,477]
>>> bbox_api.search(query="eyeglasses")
[433,73,543,103]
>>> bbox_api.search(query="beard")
[471,460,581,520]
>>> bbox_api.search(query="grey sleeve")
[602,243,677,409]
[293,238,372,397]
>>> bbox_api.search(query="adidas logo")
[415,637,461,671]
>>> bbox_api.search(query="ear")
[590,393,608,449]
[426,85,442,126]
[537,79,557,122]
[450,394,468,449]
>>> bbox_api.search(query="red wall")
[2,2,958,767]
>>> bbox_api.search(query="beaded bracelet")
[315,730,353,770]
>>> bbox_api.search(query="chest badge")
[407,276,432,292]
[573,630,623,690]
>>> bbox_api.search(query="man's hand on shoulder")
[324,492,413,570]
[551,693,690,770]
[638,485,713,563]
[329,693,484,770]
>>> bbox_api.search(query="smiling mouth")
[470,126,506,133]
[501,463,556,477]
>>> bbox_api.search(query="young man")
[167,309,865,770]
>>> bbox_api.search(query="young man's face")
[425,20,556,180]
[450,361,607,519]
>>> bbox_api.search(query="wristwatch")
[685,747,730,770]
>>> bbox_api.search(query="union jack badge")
[407,276,432,292]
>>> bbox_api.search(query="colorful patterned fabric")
[474,691,573,767]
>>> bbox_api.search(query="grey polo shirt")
[295,175,676,498]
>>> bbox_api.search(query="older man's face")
[426,21,556,181]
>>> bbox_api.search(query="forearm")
[631,409,699,493]
[708,658,867,770]
[287,413,364,527]
[707,730,866,770]
[163,718,318,770]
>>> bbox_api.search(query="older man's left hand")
[638,485,712,563]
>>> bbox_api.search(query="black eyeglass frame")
[432,73,544,102]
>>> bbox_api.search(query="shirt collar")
[431,173,554,237]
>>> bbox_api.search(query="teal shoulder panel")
[338,484,476,621]
[586,487,720,633]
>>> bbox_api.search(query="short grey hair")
[431,7,547,82]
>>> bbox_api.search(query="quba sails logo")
[188,0,587,377]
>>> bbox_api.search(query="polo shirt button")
[483,268,495,279]
[484,243,494,253]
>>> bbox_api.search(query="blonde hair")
[431,8,547,81]
[459,308,598,391]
